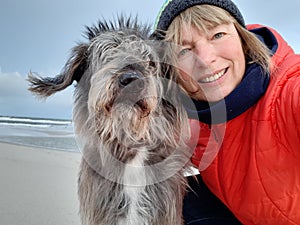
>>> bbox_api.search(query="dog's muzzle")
[117,71,156,117]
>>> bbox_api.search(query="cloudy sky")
[1,0,299,119]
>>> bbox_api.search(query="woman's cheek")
[178,70,201,94]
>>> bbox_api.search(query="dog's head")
[28,16,190,165]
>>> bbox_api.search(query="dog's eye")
[149,61,156,68]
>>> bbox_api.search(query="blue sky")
[1,0,299,119]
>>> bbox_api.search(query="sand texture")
[0,142,81,225]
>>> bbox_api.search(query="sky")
[1,0,299,120]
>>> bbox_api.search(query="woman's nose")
[194,42,217,66]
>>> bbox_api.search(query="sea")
[0,116,79,152]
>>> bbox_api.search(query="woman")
[154,0,300,224]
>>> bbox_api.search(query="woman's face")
[176,22,246,102]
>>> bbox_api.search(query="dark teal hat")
[155,0,245,31]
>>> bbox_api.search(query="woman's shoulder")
[263,48,300,146]
[247,24,297,66]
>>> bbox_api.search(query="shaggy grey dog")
[28,16,192,225]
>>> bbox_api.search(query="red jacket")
[190,24,300,225]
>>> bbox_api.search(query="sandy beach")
[0,142,82,225]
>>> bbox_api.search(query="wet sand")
[0,142,81,225]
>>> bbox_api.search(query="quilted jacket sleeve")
[275,56,300,156]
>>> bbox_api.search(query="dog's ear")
[28,43,88,98]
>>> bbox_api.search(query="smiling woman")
[154,0,300,224]
[164,4,270,102]
[175,22,246,102]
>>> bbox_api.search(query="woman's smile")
[198,68,228,83]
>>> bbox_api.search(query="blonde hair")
[164,5,272,74]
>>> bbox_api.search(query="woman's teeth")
[200,69,226,83]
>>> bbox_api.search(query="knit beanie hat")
[155,0,245,31]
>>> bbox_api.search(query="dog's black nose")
[119,72,142,87]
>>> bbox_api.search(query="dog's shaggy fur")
[28,16,191,225]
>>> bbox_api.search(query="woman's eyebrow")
[180,38,195,46]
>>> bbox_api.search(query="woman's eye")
[178,48,190,58]
[213,32,225,39]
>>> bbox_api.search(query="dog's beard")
[97,94,159,150]
[95,77,159,142]
[113,99,156,138]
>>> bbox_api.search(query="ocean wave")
[0,116,76,151]
[0,116,72,127]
